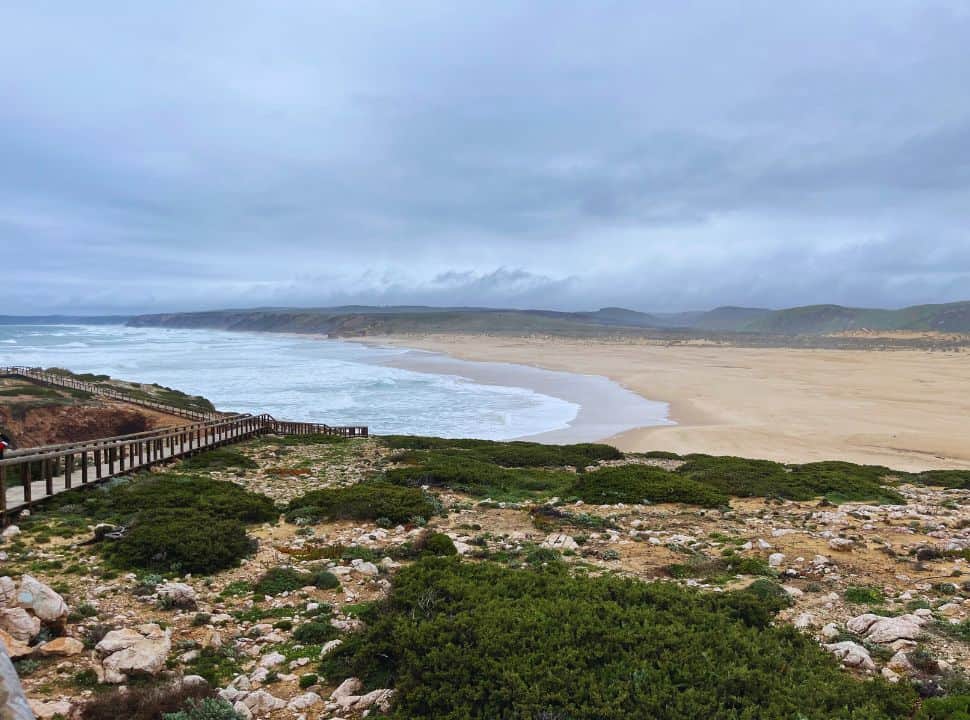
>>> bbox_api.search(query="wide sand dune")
[370,335,970,471]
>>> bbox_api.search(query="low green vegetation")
[253,567,340,595]
[321,557,914,719]
[384,453,573,502]
[32,473,276,574]
[380,437,920,508]
[285,481,438,524]
[102,508,255,574]
[44,473,276,524]
[917,695,970,720]
[673,456,905,504]
[181,449,258,472]
[383,436,622,469]
[570,464,728,507]
[844,585,886,605]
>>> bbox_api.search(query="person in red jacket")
[0,439,8,459]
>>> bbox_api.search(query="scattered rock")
[38,636,85,657]
[28,699,71,719]
[542,533,579,552]
[16,575,68,624]
[825,641,875,671]
[0,627,32,658]
[95,624,172,683]
[0,607,40,642]
[828,538,854,552]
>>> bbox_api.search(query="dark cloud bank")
[2,2,969,314]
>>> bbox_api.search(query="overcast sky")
[2,2,969,314]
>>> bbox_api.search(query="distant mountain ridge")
[125,301,970,336]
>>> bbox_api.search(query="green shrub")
[844,586,885,605]
[162,698,245,720]
[384,453,573,502]
[80,680,217,720]
[293,621,338,644]
[320,557,913,719]
[917,695,970,720]
[255,568,308,595]
[255,567,341,595]
[48,474,276,524]
[299,673,318,689]
[787,462,905,504]
[285,482,437,524]
[570,465,728,507]
[310,569,341,590]
[916,471,970,490]
[103,509,256,574]
[420,532,457,557]
[382,436,622,469]
[181,449,258,472]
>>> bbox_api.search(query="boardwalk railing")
[0,367,369,520]
[0,366,223,421]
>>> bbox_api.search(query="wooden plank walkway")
[0,367,367,521]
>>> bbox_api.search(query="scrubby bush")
[383,435,622,468]
[917,695,970,719]
[916,470,970,490]
[162,698,244,720]
[285,481,437,524]
[310,569,341,589]
[320,557,913,719]
[103,509,256,574]
[844,585,885,605]
[787,462,904,504]
[419,532,458,557]
[570,465,728,507]
[299,673,318,689]
[181,449,258,472]
[254,566,341,595]
[81,680,217,720]
[293,621,338,644]
[254,567,309,595]
[385,454,573,501]
[49,474,276,524]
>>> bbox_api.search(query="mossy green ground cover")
[380,437,921,506]
[321,557,916,719]
[285,481,438,524]
[34,473,276,574]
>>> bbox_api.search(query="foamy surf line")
[358,343,673,444]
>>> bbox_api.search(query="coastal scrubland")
[4,433,970,719]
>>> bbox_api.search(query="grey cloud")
[1,1,969,314]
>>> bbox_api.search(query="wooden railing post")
[22,462,31,505]
[81,452,88,484]
[44,459,53,497]
[64,453,73,490]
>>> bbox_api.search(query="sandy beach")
[360,335,970,472]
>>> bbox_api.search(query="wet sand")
[357,335,970,471]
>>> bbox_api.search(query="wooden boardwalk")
[0,367,367,520]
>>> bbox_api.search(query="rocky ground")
[2,436,969,718]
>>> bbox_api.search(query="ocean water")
[0,324,592,439]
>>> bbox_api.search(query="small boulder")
[0,607,40,643]
[288,692,323,711]
[156,582,197,608]
[95,624,172,683]
[331,677,364,701]
[825,641,875,671]
[0,576,16,607]
[828,538,854,551]
[38,636,84,657]
[542,533,579,552]
[16,575,68,624]
[243,690,286,714]
[0,627,32,658]
[866,615,925,644]
[846,613,883,635]
[28,699,72,719]
[1,525,21,541]
[768,553,785,568]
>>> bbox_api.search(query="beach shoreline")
[361,343,673,444]
[352,334,970,472]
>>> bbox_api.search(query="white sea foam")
[0,324,587,439]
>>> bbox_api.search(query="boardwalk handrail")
[0,366,224,421]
